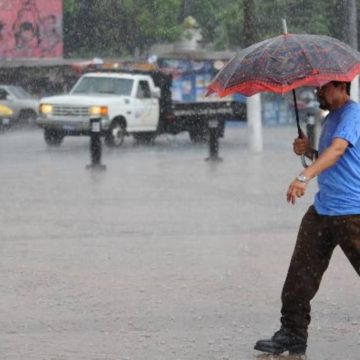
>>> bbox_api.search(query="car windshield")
[7,86,32,99]
[71,77,134,96]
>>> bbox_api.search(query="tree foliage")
[64,0,182,57]
[63,0,358,57]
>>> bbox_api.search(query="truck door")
[135,80,159,129]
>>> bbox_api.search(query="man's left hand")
[287,179,307,204]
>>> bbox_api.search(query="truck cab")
[37,72,160,146]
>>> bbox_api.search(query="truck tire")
[44,129,64,146]
[189,128,209,143]
[132,132,157,144]
[105,119,125,147]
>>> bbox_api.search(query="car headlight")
[0,105,13,116]
[40,104,53,115]
[89,106,108,117]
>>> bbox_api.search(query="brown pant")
[280,205,360,339]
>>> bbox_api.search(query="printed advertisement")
[0,0,63,59]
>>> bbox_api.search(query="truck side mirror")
[151,88,161,98]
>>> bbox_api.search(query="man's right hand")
[293,133,309,155]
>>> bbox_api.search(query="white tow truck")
[36,70,246,146]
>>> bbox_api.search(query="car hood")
[19,98,40,107]
[40,94,131,106]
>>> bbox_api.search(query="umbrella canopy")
[207,33,360,97]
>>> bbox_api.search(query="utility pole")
[243,0,263,153]
[348,0,359,102]
[243,0,259,47]
[336,0,358,48]
[336,0,358,101]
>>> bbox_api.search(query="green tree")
[63,0,182,57]
[256,0,334,40]
[62,0,358,57]
[212,2,243,49]
[243,0,259,46]
[179,0,228,45]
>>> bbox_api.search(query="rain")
[0,1,359,359]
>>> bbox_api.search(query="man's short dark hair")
[332,81,351,95]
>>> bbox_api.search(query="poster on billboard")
[0,0,63,59]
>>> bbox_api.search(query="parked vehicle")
[36,70,246,146]
[0,85,39,126]
[0,104,15,130]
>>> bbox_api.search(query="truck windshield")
[72,77,134,96]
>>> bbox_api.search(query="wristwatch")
[296,174,309,183]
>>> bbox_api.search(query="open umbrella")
[207,26,360,143]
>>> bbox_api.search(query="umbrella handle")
[301,154,311,168]
[292,89,309,167]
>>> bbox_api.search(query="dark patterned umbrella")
[208,33,360,97]
[207,33,360,138]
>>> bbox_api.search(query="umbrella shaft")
[292,89,302,137]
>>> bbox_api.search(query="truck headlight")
[0,105,13,116]
[40,104,53,115]
[90,106,108,117]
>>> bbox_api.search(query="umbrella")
[207,29,360,140]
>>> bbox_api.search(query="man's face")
[316,82,345,111]
[316,82,335,110]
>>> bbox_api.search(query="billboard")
[0,0,63,59]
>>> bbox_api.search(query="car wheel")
[44,129,64,146]
[105,120,125,147]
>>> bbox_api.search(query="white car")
[0,85,39,126]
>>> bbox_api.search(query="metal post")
[247,94,263,153]
[205,118,222,162]
[86,117,106,170]
[351,75,359,102]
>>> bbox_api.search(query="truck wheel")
[105,120,125,147]
[133,132,157,144]
[189,129,209,143]
[44,129,64,146]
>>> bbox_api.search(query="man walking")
[254,80,360,355]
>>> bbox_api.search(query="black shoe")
[254,328,307,355]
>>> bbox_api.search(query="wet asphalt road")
[0,125,359,360]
